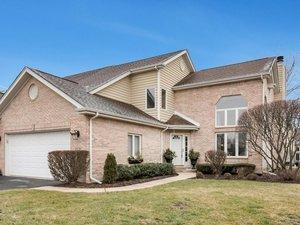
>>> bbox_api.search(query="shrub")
[103,154,118,184]
[223,173,232,180]
[237,164,256,176]
[116,163,174,181]
[196,163,256,176]
[196,163,213,174]
[48,150,89,184]
[276,169,299,181]
[163,149,176,163]
[246,173,258,181]
[196,171,205,179]
[189,149,200,169]
[128,155,143,164]
[205,150,226,176]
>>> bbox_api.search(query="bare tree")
[238,100,300,179]
[286,58,300,98]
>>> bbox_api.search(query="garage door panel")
[6,131,70,179]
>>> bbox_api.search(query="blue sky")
[0,0,299,97]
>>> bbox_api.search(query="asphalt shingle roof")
[167,114,195,126]
[65,50,184,92]
[175,57,277,88]
[30,68,163,126]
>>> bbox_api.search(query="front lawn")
[0,179,299,225]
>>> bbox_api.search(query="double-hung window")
[216,95,247,127]
[216,132,247,157]
[128,134,142,157]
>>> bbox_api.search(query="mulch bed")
[195,174,300,184]
[55,174,178,188]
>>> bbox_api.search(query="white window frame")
[215,132,248,158]
[215,107,247,128]
[145,87,156,109]
[128,134,142,157]
[161,88,167,110]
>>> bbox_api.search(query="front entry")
[170,134,188,166]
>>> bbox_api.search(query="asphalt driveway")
[0,176,59,190]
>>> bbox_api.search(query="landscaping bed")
[55,174,178,188]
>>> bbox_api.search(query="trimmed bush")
[197,163,256,175]
[196,171,205,179]
[223,173,232,180]
[116,163,174,181]
[48,150,89,184]
[103,154,118,184]
[246,173,258,181]
[196,163,213,174]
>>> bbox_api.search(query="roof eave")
[172,74,266,91]
[77,108,166,129]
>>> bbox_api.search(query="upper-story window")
[161,89,166,109]
[216,95,247,127]
[146,88,156,109]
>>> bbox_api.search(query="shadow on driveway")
[0,176,60,191]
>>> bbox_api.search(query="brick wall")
[174,79,264,171]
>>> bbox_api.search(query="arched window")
[216,95,247,127]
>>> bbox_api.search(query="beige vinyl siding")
[160,56,192,122]
[96,76,131,103]
[131,70,158,119]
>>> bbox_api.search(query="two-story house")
[0,50,285,181]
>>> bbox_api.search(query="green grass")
[0,179,299,225]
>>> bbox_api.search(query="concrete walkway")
[33,172,195,193]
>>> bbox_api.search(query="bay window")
[128,134,141,157]
[216,132,247,157]
[216,95,247,127]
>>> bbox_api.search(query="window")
[216,132,247,157]
[146,88,155,109]
[28,84,39,100]
[216,95,247,127]
[161,89,166,109]
[128,134,141,157]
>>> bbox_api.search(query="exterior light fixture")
[70,130,80,140]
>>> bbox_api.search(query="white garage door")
[5,131,70,179]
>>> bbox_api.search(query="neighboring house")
[0,50,285,180]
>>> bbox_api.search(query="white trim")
[162,50,196,72]
[215,132,248,159]
[157,69,161,120]
[172,74,264,91]
[0,67,83,114]
[77,109,166,129]
[174,111,200,127]
[215,107,247,128]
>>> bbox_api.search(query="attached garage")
[5,131,70,179]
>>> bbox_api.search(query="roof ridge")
[30,67,79,84]
[65,49,185,78]
[196,56,277,73]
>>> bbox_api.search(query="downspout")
[160,126,169,162]
[89,112,102,184]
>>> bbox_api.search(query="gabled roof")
[65,50,192,93]
[31,68,165,127]
[166,111,199,130]
[173,57,278,90]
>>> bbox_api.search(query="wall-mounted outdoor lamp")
[70,130,80,140]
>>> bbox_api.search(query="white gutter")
[89,112,102,184]
[172,74,264,91]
